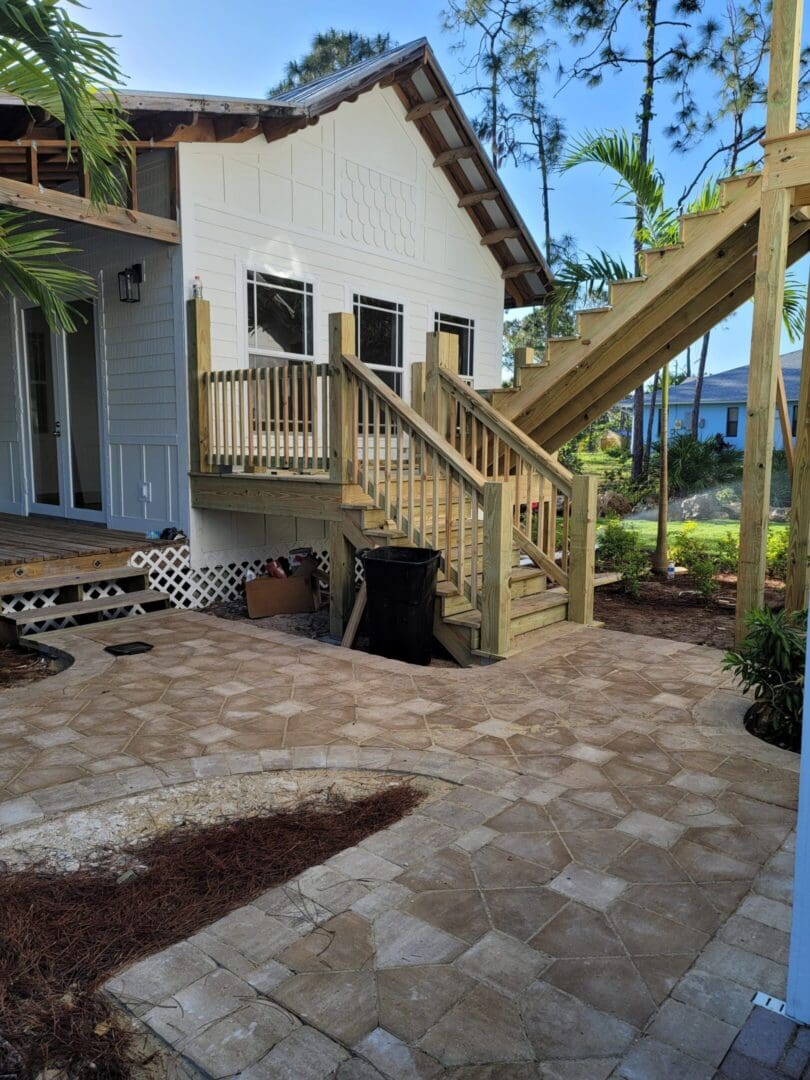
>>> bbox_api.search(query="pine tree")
[268,30,395,96]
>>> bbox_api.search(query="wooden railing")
[413,332,597,620]
[202,361,330,472]
[330,312,513,656]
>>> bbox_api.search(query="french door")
[22,300,104,520]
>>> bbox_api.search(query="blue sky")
[81,0,809,377]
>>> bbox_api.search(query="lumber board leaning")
[786,272,810,613]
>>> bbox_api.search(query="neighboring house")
[0,39,551,590]
[636,351,802,452]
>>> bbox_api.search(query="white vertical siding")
[0,297,23,512]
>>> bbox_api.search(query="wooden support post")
[776,364,796,475]
[481,481,513,657]
[187,297,211,473]
[328,521,354,639]
[786,285,810,613]
[329,312,355,483]
[514,346,534,386]
[410,361,426,417]
[341,581,367,648]
[736,0,803,643]
[424,331,459,438]
[568,473,598,624]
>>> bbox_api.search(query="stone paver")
[0,610,803,1077]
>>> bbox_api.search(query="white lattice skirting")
[129,544,333,610]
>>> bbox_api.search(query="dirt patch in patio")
[594,576,786,650]
[0,782,422,1079]
[0,642,59,688]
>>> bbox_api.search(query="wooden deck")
[0,515,164,583]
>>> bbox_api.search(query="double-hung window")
[353,294,403,395]
[434,312,475,383]
[247,270,313,366]
[726,406,739,438]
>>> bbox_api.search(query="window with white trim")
[434,312,475,383]
[726,406,739,438]
[353,293,403,395]
[247,270,313,365]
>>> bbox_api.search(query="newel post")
[424,331,459,438]
[514,345,534,386]
[568,473,598,624]
[481,480,513,657]
[187,297,211,473]
[411,361,426,417]
[329,312,355,483]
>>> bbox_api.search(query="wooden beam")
[187,299,211,473]
[568,474,598,624]
[26,145,37,187]
[405,96,450,121]
[480,481,513,657]
[433,145,476,167]
[502,262,543,279]
[786,274,810,613]
[341,582,367,648]
[458,188,499,207]
[776,364,796,474]
[480,227,522,246]
[329,312,355,483]
[737,0,803,643]
[0,175,179,243]
[328,520,354,639]
[424,331,458,439]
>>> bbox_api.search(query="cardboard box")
[245,575,319,618]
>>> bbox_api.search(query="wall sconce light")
[118,263,144,303]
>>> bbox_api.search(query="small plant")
[766,526,789,581]
[723,607,806,751]
[716,530,740,574]
[652,433,743,497]
[558,440,582,473]
[670,522,719,598]
[597,518,649,597]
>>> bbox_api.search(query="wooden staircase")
[0,565,170,643]
[487,172,810,449]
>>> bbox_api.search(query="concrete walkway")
[0,611,800,1078]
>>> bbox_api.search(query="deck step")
[3,589,170,630]
[510,591,569,637]
[0,564,148,597]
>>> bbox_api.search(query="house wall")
[642,400,796,452]
[0,171,189,532]
[178,84,507,568]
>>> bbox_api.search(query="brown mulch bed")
[0,783,421,1079]
[0,643,58,688]
[594,574,786,650]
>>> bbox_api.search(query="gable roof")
[641,351,803,406]
[0,39,550,309]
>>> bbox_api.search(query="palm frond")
[550,249,633,312]
[782,273,806,343]
[0,0,130,205]
[0,209,93,330]
[560,129,666,218]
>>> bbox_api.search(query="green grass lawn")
[597,517,788,554]
[579,448,630,481]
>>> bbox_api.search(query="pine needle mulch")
[0,782,421,1079]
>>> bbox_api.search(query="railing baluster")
[361,381,369,492]
[470,488,479,608]
[407,424,415,542]
[373,394,380,501]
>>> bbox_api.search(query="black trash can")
[361,547,441,665]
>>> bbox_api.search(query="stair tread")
[4,589,170,623]
[444,608,482,628]
[0,565,148,596]
[511,591,569,615]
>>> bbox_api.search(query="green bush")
[723,607,806,749]
[597,518,649,598]
[716,531,740,574]
[766,526,790,580]
[605,445,627,459]
[670,522,719,598]
[558,440,582,473]
[652,433,743,497]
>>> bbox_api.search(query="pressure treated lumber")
[329,312,355,483]
[328,520,354,639]
[480,482,513,657]
[786,279,810,613]
[568,474,597,624]
[187,298,211,473]
[737,0,803,643]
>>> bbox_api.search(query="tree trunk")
[537,115,553,341]
[685,344,691,378]
[654,361,670,572]
[691,331,710,437]
[490,72,499,171]
[644,370,660,469]
[631,0,659,481]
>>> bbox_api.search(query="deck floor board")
[0,515,162,566]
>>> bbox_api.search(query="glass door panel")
[24,307,60,506]
[65,301,102,512]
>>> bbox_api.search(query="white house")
[0,40,553,608]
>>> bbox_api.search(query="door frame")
[17,289,107,523]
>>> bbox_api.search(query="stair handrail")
[329,312,513,657]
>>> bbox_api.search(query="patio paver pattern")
[0,610,801,1078]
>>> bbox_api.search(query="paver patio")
[0,610,801,1078]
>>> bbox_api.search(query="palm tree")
[0,0,129,329]
[557,129,805,572]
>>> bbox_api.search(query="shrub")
[723,607,806,750]
[670,522,719,598]
[605,445,628,460]
[597,518,649,597]
[652,433,743,497]
[766,527,789,581]
[558,440,582,473]
[716,531,740,574]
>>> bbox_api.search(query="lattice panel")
[129,544,333,610]
[1,589,60,615]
